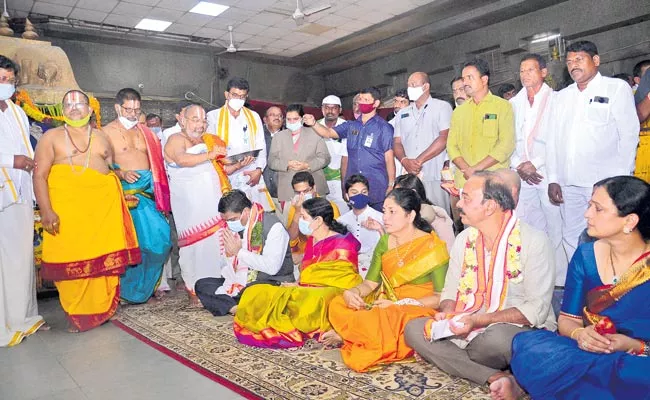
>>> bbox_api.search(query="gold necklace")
[393,234,414,267]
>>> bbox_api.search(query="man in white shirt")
[317,95,348,212]
[195,189,293,316]
[547,41,639,266]
[510,53,567,285]
[0,55,46,346]
[393,72,453,212]
[206,77,273,211]
[337,174,383,278]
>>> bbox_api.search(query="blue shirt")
[334,115,394,204]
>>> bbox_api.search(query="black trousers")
[195,278,240,316]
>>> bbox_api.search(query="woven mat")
[113,292,491,400]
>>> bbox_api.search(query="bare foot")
[188,293,203,308]
[175,280,187,292]
[154,290,166,300]
[147,296,161,304]
[39,323,51,331]
[489,374,524,400]
[319,330,343,348]
[66,323,80,333]
[228,305,238,315]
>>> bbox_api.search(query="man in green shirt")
[447,58,515,190]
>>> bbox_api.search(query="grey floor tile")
[0,356,78,399]
[0,335,54,367]
[31,387,88,400]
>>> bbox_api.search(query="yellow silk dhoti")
[41,165,140,331]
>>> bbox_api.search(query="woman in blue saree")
[495,176,650,400]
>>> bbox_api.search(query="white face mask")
[0,83,15,101]
[119,116,138,130]
[407,86,425,101]
[286,120,302,132]
[228,98,245,111]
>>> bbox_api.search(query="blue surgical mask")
[226,216,245,233]
[286,120,302,132]
[298,218,313,236]
[0,83,15,101]
[349,193,370,210]
[150,126,162,135]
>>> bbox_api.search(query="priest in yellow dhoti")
[34,90,141,332]
[326,188,449,372]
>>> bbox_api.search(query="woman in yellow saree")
[234,197,362,348]
[326,188,450,372]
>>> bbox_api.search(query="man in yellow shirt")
[447,58,515,190]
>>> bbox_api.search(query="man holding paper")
[404,171,556,394]
[206,77,274,212]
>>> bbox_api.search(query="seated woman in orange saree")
[234,197,362,348]
[327,189,449,372]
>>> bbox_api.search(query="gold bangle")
[570,327,585,340]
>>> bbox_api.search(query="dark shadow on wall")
[282,72,314,104]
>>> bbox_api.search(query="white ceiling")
[6,0,435,57]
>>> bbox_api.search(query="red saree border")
[233,321,317,347]
[67,286,120,332]
[178,219,226,248]
[112,319,262,400]
[41,248,140,281]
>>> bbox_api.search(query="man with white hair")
[317,95,348,211]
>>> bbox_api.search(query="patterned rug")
[113,292,491,400]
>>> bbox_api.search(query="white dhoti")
[167,157,227,293]
[0,203,44,347]
[517,183,568,285]
[423,180,451,215]
[559,185,591,268]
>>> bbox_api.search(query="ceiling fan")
[270,0,332,26]
[216,25,262,55]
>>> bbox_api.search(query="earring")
[623,227,632,234]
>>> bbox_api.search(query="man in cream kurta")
[546,41,639,268]
[405,172,555,386]
[509,53,567,286]
[206,77,273,212]
[0,55,45,346]
[317,95,348,212]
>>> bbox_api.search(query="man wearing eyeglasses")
[34,89,140,332]
[103,88,172,305]
[206,77,274,212]
[0,54,46,346]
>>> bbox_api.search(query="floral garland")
[14,90,102,128]
[458,220,523,304]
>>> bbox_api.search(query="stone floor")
[0,297,245,400]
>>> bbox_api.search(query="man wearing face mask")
[194,189,294,316]
[0,55,47,346]
[336,174,383,278]
[286,171,341,264]
[35,90,141,332]
[146,113,163,141]
[305,87,395,212]
[206,77,274,212]
[104,88,172,304]
[393,72,453,213]
[317,95,349,213]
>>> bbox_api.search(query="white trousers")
[0,203,44,347]
[423,180,451,215]
[559,186,591,268]
[517,184,568,285]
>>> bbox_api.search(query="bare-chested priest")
[103,88,172,304]
[164,104,228,307]
[34,90,141,332]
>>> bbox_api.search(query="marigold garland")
[14,89,102,128]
